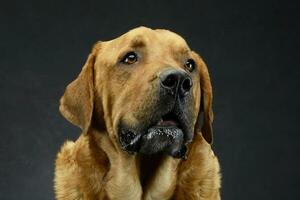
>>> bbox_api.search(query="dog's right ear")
[59,43,100,133]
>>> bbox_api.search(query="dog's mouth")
[156,112,180,127]
[119,111,188,159]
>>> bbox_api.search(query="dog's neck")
[138,153,167,187]
[88,129,177,187]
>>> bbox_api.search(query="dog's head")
[59,27,213,159]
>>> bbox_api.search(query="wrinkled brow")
[129,35,146,48]
[172,46,190,57]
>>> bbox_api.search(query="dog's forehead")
[105,27,190,52]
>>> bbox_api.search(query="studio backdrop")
[0,0,299,199]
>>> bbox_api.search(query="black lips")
[119,128,142,153]
[139,126,187,159]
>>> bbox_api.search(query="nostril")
[182,77,193,92]
[162,74,178,88]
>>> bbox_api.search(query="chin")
[118,107,194,159]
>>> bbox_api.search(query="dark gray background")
[1,0,299,199]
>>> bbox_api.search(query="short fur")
[54,27,221,200]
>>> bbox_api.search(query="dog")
[54,26,221,200]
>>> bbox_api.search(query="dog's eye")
[184,59,196,72]
[121,52,138,65]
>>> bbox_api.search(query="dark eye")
[121,52,138,65]
[185,59,196,72]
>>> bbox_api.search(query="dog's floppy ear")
[59,43,100,133]
[193,52,214,144]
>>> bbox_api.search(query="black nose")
[160,69,193,97]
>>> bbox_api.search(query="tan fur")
[55,27,221,200]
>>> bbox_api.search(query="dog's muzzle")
[119,68,193,159]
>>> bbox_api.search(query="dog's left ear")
[59,43,100,133]
[193,52,214,144]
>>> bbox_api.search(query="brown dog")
[54,27,221,200]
